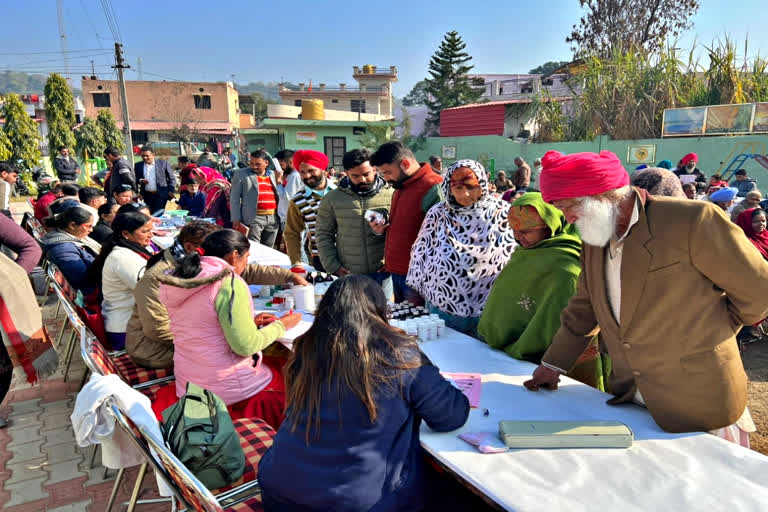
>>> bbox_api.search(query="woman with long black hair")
[258,274,470,511]
[89,211,154,350]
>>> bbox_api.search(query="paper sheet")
[442,372,482,408]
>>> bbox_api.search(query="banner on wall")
[705,104,754,134]
[627,145,657,164]
[753,103,768,132]
[662,107,706,136]
[296,132,317,144]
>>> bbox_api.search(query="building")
[278,66,398,117]
[262,119,394,169]
[440,97,571,138]
[81,78,239,150]
[469,73,580,101]
[9,94,85,156]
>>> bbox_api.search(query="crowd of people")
[1,139,767,510]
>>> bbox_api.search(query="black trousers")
[142,188,169,216]
[0,343,13,406]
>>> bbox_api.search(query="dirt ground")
[742,337,768,454]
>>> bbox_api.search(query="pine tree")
[74,116,105,160]
[423,31,485,135]
[96,109,124,152]
[1,94,42,168]
[44,73,77,154]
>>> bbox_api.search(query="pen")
[288,309,294,315]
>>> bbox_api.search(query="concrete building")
[278,66,398,117]
[262,119,395,169]
[469,73,580,101]
[81,78,239,148]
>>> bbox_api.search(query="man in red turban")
[525,150,768,443]
[672,152,707,192]
[284,149,335,268]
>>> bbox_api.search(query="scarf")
[736,208,768,260]
[0,252,59,383]
[40,229,102,255]
[339,174,385,197]
[115,238,153,260]
[407,159,517,318]
[478,192,582,362]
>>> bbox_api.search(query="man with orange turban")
[524,150,768,443]
[283,149,335,268]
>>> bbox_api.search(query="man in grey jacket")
[230,149,280,247]
[53,146,81,182]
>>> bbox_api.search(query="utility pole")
[90,60,96,78]
[56,0,70,85]
[113,43,133,155]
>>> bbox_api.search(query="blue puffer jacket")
[41,231,99,293]
[258,352,469,512]
[735,178,757,197]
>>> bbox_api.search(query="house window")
[194,95,212,109]
[92,93,111,107]
[294,100,302,107]
[331,99,338,103]
[351,99,366,113]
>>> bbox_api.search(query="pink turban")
[540,150,629,202]
[293,150,329,171]
[681,153,698,166]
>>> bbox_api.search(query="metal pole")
[113,43,133,155]
[57,0,69,84]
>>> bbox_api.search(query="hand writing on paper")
[524,365,561,391]
[254,313,277,327]
[278,312,302,330]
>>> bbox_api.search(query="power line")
[129,69,180,82]
[0,48,107,56]
[98,0,121,42]
[14,52,112,67]
[106,0,123,43]
[78,0,107,48]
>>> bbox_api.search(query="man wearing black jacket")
[103,146,136,196]
[53,146,80,182]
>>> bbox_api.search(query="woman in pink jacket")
[156,229,301,428]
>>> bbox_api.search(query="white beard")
[575,197,618,247]
[685,165,695,174]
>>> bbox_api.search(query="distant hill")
[235,81,284,101]
[0,71,82,96]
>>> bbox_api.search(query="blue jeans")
[391,273,424,306]
[365,272,393,301]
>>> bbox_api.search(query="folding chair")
[139,416,273,511]
[80,329,177,503]
[46,264,84,380]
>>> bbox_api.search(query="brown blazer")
[542,188,768,433]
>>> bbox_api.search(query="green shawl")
[478,192,582,363]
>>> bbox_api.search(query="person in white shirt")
[0,162,18,218]
[135,146,176,215]
[274,149,304,243]
[89,211,154,350]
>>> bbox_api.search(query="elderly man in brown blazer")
[525,150,768,437]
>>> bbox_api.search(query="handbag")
[161,382,245,490]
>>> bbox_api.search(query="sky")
[1,0,767,97]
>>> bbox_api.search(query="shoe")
[0,417,7,429]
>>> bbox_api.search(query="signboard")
[627,145,656,164]
[295,131,317,144]
[704,104,754,134]
[441,145,457,159]
[753,103,768,132]
[661,107,706,136]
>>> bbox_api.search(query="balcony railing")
[353,66,398,75]
[280,84,387,93]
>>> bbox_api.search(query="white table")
[418,330,768,511]
[251,297,314,349]
[153,236,291,267]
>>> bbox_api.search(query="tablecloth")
[418,330,768,511]
[153,237,290,266]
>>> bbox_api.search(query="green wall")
[279,125,364,153]
[244,133,280,155]
[416,134,768,189]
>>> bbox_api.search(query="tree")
[567,0,700,56]
[96,109,124,152]
[249,92,275,120]
[358,123,395,152]
[529,61,570,75]
[0,128,11,161]
[44,73,77,154]
[423,31,486,135]
[74,117,104,160]
[1,93,41,168]
[402,80,429,106]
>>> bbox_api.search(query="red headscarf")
[292,150,329,171]
[681,153,698,166]
[736,207,768,260]
[540,150,630,203]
